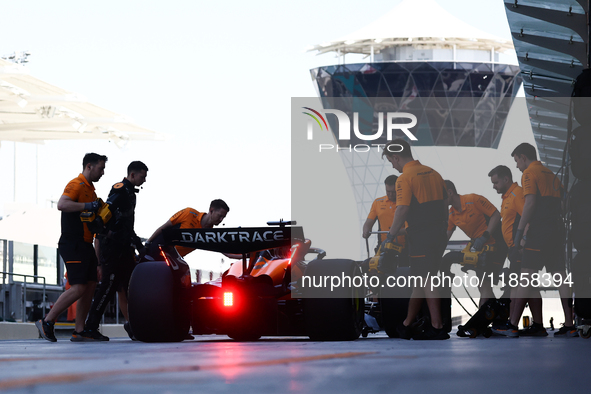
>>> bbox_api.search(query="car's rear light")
[287,246,295,265]
[159,246,171,267]
[223,292,233,307]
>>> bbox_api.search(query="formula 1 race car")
[127,221,365,342]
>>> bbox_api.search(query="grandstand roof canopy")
[503,0,588,174]
[308,0,514,56]
[0,58,162,146]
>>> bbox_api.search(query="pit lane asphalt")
[0,332,588,393]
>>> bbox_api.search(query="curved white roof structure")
[309,0,514,56]
[0,58,163,146]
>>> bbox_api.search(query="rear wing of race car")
[162,226,305,255]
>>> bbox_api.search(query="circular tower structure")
[307,0,522,241]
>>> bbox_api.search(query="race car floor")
[0,331,588,393]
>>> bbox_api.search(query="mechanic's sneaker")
[396,317,427,340]
[413,325,450,340]
[490,320,509,336]
[491,321,519,337]
[554,324,578,337]
[491,320,507,331]
[396,323,414,340]
[70,331,84,341]
[71,329,109,342]
[35,319,57,342]
[123,322,137,341]
[519,322,548,337]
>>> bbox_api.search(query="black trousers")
[85,247,136,331]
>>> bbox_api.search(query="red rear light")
[159,246,171,267]
[287,246,295,265]
[223,292,233,307]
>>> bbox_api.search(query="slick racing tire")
[380,266,412,338]
[381,298,410,338]
[128,261,189,342]
[303,259,364,341]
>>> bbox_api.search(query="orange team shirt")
[169,208,205,257]
[522,161,563,224]
[395,160,447,229]
[367,196,405,246]
[447,194,498,245]
[61,173,97,243]
[500,183,525,248]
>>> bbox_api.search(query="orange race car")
[127,221,365,342]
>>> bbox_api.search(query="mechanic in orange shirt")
[383,139,449,340]
[147,199,230,257]
[489,165,524,277]
[445,180,506,306]
[362,175,406,262]
[36,153,107,342]
[494,143,573,337]
[488,164,526,326]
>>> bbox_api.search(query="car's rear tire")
[303,259,364,341]
[128,261,189,342]
[380,266,412,338]
[381,298,410,338]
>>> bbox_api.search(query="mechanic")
[81,161,148,342]
[444,180,507,306]
[362,175,405,243]
[36,153,107,342]
[382,139,449,340]
[488,165,525,322]
[362,175,407,266]
[493,143,574,337]
[146,199,230,257]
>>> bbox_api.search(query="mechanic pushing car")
[81,161,149,342]
[494,143,574,338]
[362,175,407,259]
[146,199,230,257]
[444,179,507,306]
[36,153,107,342]
[487,164,524,328]
[122,199,230,341]
[382,139,449,340]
